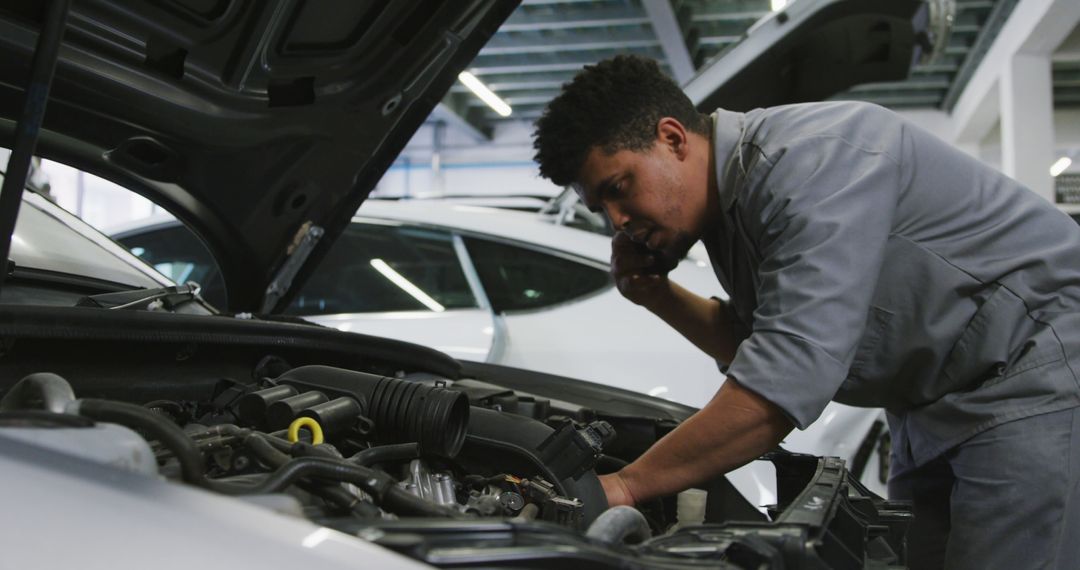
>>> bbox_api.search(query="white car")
[113,200,890,496]
[0,0,920,565]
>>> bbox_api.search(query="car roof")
[356,200,614,263]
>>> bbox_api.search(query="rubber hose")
[246,433,292,467]
[217,456,460,518]
[585,506,652,545]
[239,436,378,517]
[349,443,420,466]
[76,398,207,487]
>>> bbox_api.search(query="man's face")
[574,141,703,261]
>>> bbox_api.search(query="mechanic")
[531,55,1080,569]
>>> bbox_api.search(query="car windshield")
[0,172,187,308]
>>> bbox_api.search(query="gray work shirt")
[703,101,1080,475]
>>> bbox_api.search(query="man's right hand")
[611,232,673,307]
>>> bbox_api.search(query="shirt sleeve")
[725,134,902,429]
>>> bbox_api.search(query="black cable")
[197,430,378,517]
[78,398,207,486]
[246,433,292,467]
[71,407,445,517]
[348,443,420,466]
[217,456,461,518]
[245,437,379,517]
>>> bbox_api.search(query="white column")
[1000,53,1056,201]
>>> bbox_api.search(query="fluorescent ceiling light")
[458,71,512,117]
[771,0,788,11]
[370,258,445,312]
[1050,157,1073,177]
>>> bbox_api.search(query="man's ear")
[656,117,690,160]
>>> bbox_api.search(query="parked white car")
[113,200,889,496]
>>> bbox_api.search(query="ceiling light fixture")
[771,0,788,11]
[1050,157,1073,177]
[458,71,512,117]
[370,259,445,312]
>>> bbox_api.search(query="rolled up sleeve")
[726,135,901,429]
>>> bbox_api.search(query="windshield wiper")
[76,283,207,311]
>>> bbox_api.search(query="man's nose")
[604,203,630,231]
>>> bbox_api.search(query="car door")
[459,235,724,407]
[293,221,496,361]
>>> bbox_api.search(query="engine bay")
[0,306,911,568]
[0,365,614,527]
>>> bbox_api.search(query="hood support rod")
[0,0,70,293]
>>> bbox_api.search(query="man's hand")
[611,232,673,307]
[598,379,794,506]
[599,472,636,507]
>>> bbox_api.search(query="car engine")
[0,365,620,530]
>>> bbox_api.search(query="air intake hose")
[274,366,469,458]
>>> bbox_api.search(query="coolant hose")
[585,506,652,545]
[0,373,76,414]
[75,398,207,486]
[349,443,420,466]
[220,456,461,518]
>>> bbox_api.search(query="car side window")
[462,237,611,312]
[285,223,477,315]
[116,225,227,308]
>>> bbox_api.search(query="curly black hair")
[532,55,709,187]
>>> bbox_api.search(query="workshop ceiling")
[442,0,1077,138]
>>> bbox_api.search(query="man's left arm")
[602,375,792,506]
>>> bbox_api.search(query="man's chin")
[663,232,695,261]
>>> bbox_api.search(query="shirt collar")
[711,108,748,211]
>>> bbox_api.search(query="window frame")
[351,215,616,315]
[284,218,483,316]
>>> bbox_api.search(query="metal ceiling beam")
[503,94,562,106]
[483,108,544,121]
[468,61,595,74]
[697,35,743,45]
[641,0,696,83]
[462,93,559,109]
[448,70,576,92]
[951,0,1080,143]
[914,62,962,73]
[846,78,952,92]
[942,0,1019,111]
[500,5,650,31]
[691,10,768,23]
[693,19,758,35]
[520,0,597,4]
[480,28,660,55]
[470,47,669,74]
[450,79,566,94]
[836,93,945,106]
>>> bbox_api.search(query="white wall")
[964,108,1080,175]
[373,118,560,199]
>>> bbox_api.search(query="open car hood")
[0,0,943,313]
[0,0,518,312]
